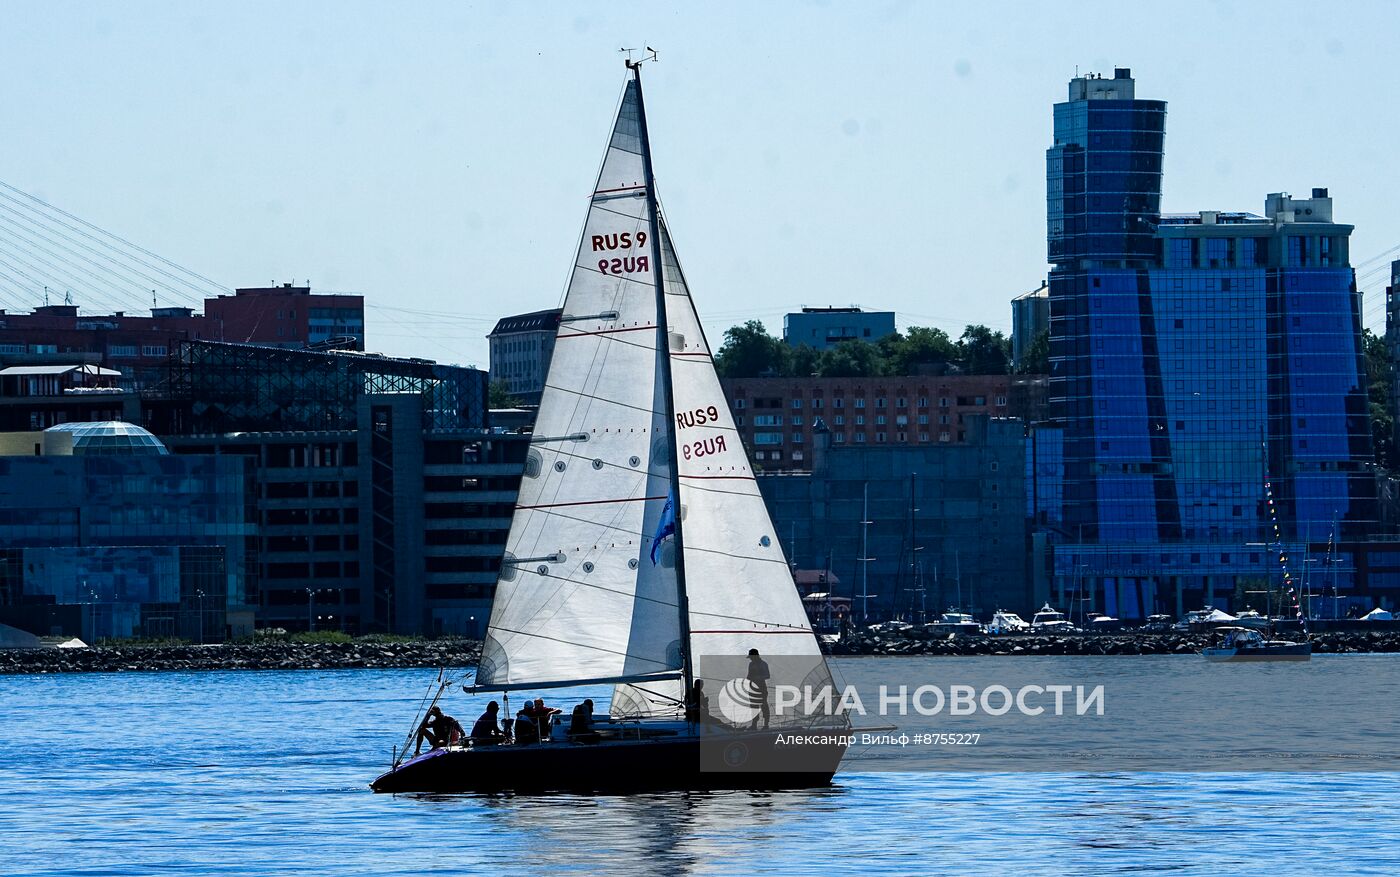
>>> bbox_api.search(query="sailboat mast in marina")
[372,60,843,793]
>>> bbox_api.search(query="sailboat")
[371,61,846,794]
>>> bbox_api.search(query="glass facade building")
[1045,70,1377,617]
[0,434,253,641]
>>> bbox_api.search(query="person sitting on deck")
[416,706,464,753]
[525,698,562,741]
[567,698,601,744]
[470,701,505,745]
[685,679,715,730]
[514,702,539,745]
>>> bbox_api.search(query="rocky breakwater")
[825,630,1400,657]
[0,640,482,674]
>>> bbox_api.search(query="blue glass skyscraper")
[1045,69,1376,618]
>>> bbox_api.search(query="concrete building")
[723,374,1027,470]
[0,304,218,391]
[487,308,561,405]
[782,306,896,349]
[204,284,365,350]
[0,361,138,431]
[1011,281,1049,369]
[144,340,516,637]
[759,415,1029,620]
[1044,67,1378,618]
[0,422,254,642]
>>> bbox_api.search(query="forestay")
[476,81,682,690]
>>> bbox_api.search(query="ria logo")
[716,677,767,725]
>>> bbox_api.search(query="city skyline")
[2,2,1397,370]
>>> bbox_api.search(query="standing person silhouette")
[746,648,771,730]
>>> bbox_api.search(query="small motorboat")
[1030,603,1078,635]
[1201,627,1311,662]
[987,609,1029,636]
[925,609,983,637]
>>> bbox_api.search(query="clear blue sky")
[3,1,1397,368]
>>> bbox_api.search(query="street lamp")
[305,588,331,632]
[195,589,206,644]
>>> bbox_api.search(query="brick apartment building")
[722,374,1030,470]
[204,284,365,350]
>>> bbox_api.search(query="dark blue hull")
[371,729,843,794]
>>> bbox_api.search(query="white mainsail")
[480,67,829,714]
[476,80,682,691]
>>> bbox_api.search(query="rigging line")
[0,191,210,306]
[489,623,677,667]
[0,220,144,314]
[0,179,232,294]
[680,541,792,567]
[539,381,663,418]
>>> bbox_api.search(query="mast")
[629,60,694,699]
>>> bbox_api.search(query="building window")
[142,345,167,357]
[918,432,929,442]
[855,415,865,425]
[833,433,846,443]
[939,432,950,442]
[855,433,866,443]
[875,415,886,426]
[876,397,887,408]
[938,397,949,408]
[897,432,906,442]
[734,399,746,409]
[109,345,138,357]
[755,451,766,461]
[855,399,866,409]
[735,416,745,426]
[791,399,803,409]
[792,433,804,444]
[995,396,1007,406]
[833,398,844,409]
[791,415,803,426]
[990,461,999,471]
[834,415,845,426]
[792,450,804,461]
[917,396,928,407]
[754,432,783,445]
[812,398,823,409]
[918,414,929,425]
[896,397,907,408]
[754,415,782,427]
[876,432,887,443]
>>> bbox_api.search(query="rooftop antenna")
[43,286,49,306]
[64,290,72,306]
[152,289,157,309]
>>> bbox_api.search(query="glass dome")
[45,421,170,456]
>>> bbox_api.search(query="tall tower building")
[1044,68,1376,618]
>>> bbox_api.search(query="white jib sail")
[476,81,682,690]
[612,213,829,718]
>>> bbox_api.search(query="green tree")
[788,343,822,378]
[895,326,960,374]
[488,379,522,409]
[958,324,1011,375]
[1363,328,1395,469]
[816,339,881,377]
[1017,328,1050,375]
[714,319,789,378]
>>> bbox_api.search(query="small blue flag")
[650,491,676,565]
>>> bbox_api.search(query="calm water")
[2,658,1398,876]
